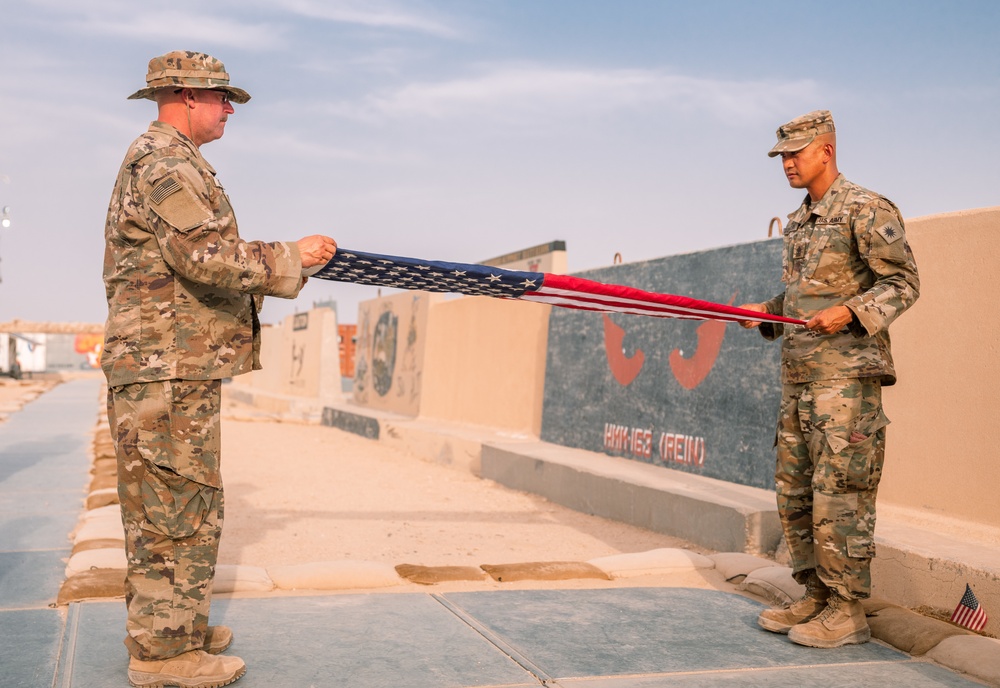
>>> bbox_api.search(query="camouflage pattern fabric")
[759,174,920,386]
[108,379,223,660]
[775,378,886,600]
[102,121,304,387]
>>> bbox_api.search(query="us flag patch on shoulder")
[149,176,181,205]
[875,222,903,244]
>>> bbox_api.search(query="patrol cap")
[127,50,251,104]
[767,110,835,158]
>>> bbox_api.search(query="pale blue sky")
[1,0,997,325]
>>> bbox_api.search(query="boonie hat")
[767,110,835,157]
[127,50,251,104]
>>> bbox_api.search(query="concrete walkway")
[0,379,990,687]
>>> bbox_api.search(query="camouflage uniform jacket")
[102,121,303,386]
[759,174,919,385]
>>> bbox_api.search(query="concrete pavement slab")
[0,550,69,608]
[0,502,80,551]
[442,588,906,679]
[0,608,64,688]
[59,596,540,688]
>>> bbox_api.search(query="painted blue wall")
[540,239,784,490]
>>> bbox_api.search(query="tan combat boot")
[204,626,233,655]
[757,573,830,634]
[128,649,246,688]
[787,594,871,648]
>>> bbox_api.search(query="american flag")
[311,249,804,326]
[951,584,988,632]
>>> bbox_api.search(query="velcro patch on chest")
[875,222,903,244]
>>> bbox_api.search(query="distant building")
[338,324,357,378]
[0,321,103,375]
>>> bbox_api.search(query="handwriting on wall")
[603,422,706,467]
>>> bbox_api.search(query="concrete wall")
[877,206,999,529]
[420,296,550,435]
[348,291,551,435]
[229,306,342,416]
[483,243,568,274]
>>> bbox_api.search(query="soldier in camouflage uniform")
[739,111,919,648]
[103,51,337,687]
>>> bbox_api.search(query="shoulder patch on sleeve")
[147,173,213,232]
[875,222,903,245]
[149,176,181,205]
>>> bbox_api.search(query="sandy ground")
[5,377,735,595]
[216,393,717,582]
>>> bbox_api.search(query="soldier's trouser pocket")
[138,458,215,539]
[806,378,887,493]
[817,407,890,494]
[131,379,223,540]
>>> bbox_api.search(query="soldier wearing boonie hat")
[738,111,920,649]
[103,50,337,688]
[127,50,251,104]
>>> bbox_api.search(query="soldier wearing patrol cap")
[739,111,920,648]
[103,50,337,687]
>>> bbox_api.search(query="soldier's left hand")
[805,305,853,334]
[298,235,338,269]
[736,303,767,329]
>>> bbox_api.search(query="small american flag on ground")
[312,249,804,326]
[951,584,988,632]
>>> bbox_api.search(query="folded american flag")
[311,248,804,325]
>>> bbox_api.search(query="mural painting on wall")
[352,293,429,415]
[395,295,422,404]
[353,309,372,403]
[291,341,305,383]
[541,241,784,490]
[371,309,398,397]
[74,333,103,369]
[289,312,309,390]
[603,293,736,390]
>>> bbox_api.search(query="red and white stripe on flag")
[950,584,988,632]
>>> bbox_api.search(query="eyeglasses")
[207,90,232,105]
[173,88,231,105]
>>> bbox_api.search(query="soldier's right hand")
[736,303,767,329]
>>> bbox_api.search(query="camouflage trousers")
[775,378,888,600]
[107,379,224,661]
